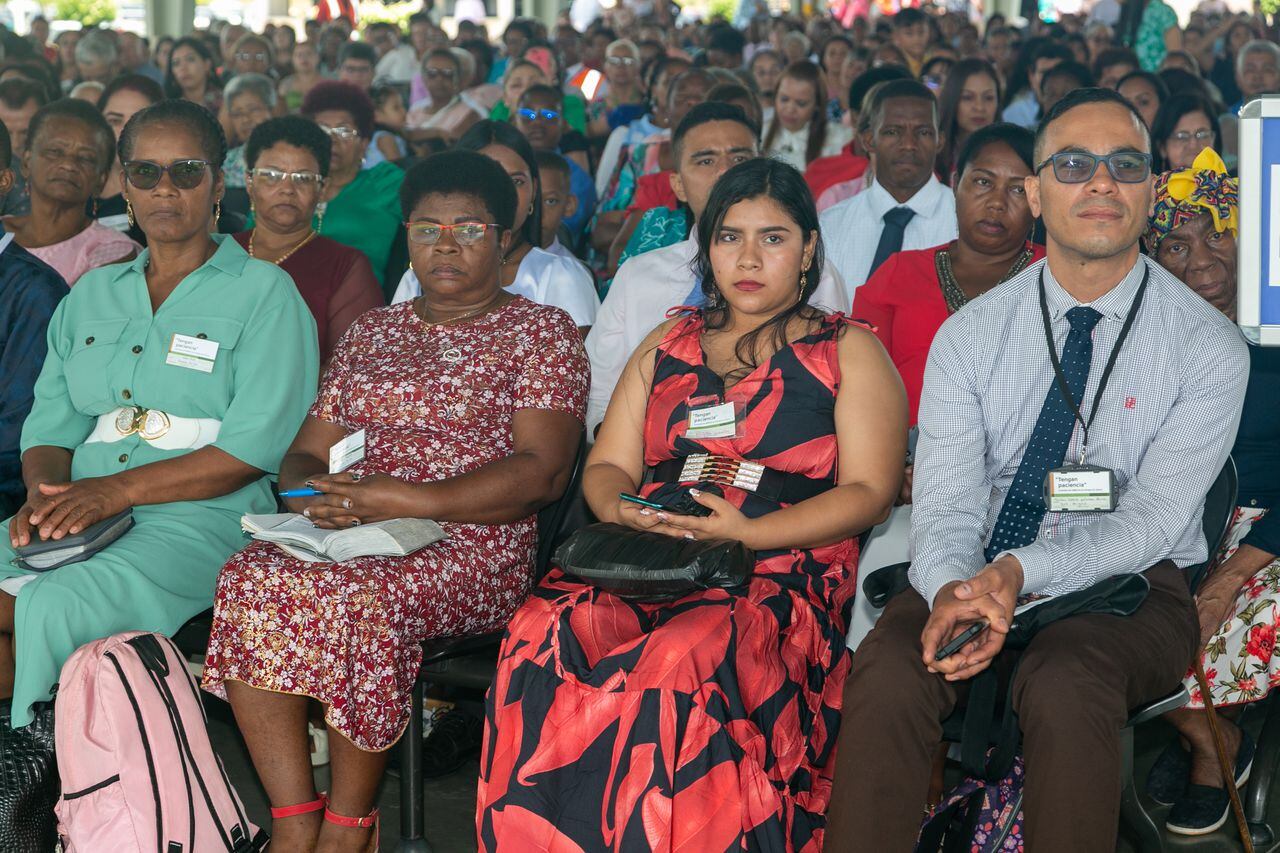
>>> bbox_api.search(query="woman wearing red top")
[853,123,1043,425]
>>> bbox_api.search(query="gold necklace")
[420,291,505,327]
[249,228,316,265]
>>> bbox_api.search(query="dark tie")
[984,306,1104,562]
[868,206,916,277]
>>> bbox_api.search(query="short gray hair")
[224,72,278,109]
[1237,39,1280,76]
[75,29,118,67]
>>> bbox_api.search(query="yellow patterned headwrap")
[1145,148,1238,252]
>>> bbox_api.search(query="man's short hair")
[519,83,563,107]
[706,26,746,58]
[672,101,759,159]
[338,41,376,68]
[0,78,46,112]
[864,78,936,134]
[892,7,928,29]
[848,64,912,115]
[1041,60,1095,93]
[1034,86,1150,163]
[75,29,118,67]
[1091,45,1138,79]
[534,149,570,182]
[1237,39,1280,76]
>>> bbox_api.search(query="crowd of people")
[0,0,1277,849]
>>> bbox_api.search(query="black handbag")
[0,698,58,852]
[554,522,754,601]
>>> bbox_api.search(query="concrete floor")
[206,697,1280,853]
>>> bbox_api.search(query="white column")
[146,0,197,38]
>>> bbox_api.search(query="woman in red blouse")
[853,122,1043,425]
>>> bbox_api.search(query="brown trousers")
[825,563,1199,853]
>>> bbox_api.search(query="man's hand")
[920,556,1024,681]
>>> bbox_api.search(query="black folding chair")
[397,432,589,852]
[857,457,1237,853]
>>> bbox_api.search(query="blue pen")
[278,487,322,498]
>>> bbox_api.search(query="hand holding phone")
[934,620,989,662]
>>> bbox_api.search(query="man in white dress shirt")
[819,79,957,293]
[585,102,850,433]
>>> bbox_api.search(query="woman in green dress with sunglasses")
[0,99,317,730]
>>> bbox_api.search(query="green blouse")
[0,234,318,726]
[315,160,405,289]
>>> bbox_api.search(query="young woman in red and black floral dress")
[477,158,906,851]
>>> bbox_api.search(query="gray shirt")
[909,255,1250,608]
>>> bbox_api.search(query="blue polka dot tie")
[985,306,1103,562]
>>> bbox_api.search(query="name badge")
[329,429,366,473]
[166,333,220,373]
[1044,464,1117,513]
[686,397,738,440]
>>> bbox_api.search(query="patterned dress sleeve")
[513,306,589,423]
[309,309,365,426]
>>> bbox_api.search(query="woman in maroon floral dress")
[477,158,906,851]
[201,150,587,852]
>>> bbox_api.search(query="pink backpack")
[53,631,268,852]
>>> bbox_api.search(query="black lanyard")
[1037,263,1149,464]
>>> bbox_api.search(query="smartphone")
[934,620,988,662]
[619,492,683,513]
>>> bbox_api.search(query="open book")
[241,513,446,563]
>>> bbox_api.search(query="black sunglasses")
[122,159,211,190]
[1034,150,1152,184]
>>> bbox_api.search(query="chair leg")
[398,679,433,852]
[1118,727,1166,853]
[1245,694,1280,846]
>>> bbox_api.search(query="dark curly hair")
[301,80,375,140]
[400,149,517,229]
[118,97,228,173]
[245,115,332,177]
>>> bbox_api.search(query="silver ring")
[349,473,362,482]
[342,498,353,509]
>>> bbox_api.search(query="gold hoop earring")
[126,199,135,227]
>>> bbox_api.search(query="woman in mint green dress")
[0,99,318,729]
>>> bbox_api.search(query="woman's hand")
[611,498,687,537]
[12,478,132,545]
[645,489,758,546]
[300,472,422,529]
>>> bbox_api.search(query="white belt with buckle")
[85,406,222,451]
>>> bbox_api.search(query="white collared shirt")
[818,175,957,293]
[391,247,599,328]
[763,120,853,172]
[584,235,850,433]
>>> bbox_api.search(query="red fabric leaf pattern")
[492,805,589,852]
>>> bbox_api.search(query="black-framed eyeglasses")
[517,107,560,122]
[1034,150,1152,184]
[406,221,501,245]
[423,67,457,79]
[249,167,325,188]
[122,159,211,190]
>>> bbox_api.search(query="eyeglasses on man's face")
[1034,150,1152,184]
[517,108,560,122]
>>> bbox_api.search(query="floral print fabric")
[201,298,588,750]
[477,312,861,851]
[1189,506,1280,708]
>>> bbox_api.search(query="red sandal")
[323,804,379,853]
[269,793,327,820]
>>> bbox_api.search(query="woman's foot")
[268,795,326,852]
[316,804,378,853]
[1166,727,1255,836]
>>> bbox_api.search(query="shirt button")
[1251,499,1258,506]
[85,336,95,345]
[196,333,208,340]
[118,454,128,463]
[122,389,132,400]
[132,345,143,354]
